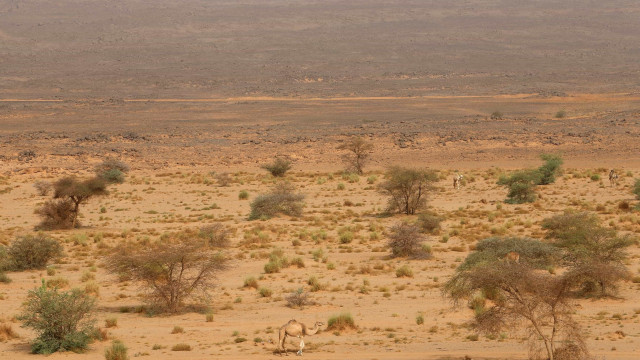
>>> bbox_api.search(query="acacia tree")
[542,211,631,296]
[337,136,374,174]
[107,236,228,312]
[378,167,438,215]
[444,237,588,360]
[52,176,108,228]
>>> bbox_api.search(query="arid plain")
[2,1,640,359]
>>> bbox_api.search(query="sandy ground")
[0,162,639,359]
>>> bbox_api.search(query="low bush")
[416,212,442,234]
[171,343,191,351]
[243,276,259,289]
[198,224,230,248]
[34,181,53,196]
[497,169,541,203]
[395,265,413,278]
[0,322,19,342]
[262,158,292,177]
[388,223,431,259]
[36,199,77,230]
[327,312,356,331]
[104,340,128,360]
[285,288,312,309]
[19,281,96,354]
[7,234,63,270]
[95,158,129,184]
[249,182,304,220]
[490,111,503,120]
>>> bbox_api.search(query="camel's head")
[315,321,325,327]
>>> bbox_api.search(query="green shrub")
[555,110,566,118]
[457,237,559,272]
[339,231,354,244]
[633,179,640,200]
[497,170,541,203]
[537,154,563,185]
[258,287,272,297]
[19,281,96,354]
[238,190,249,200]
[327,312,356,331]
[7,234,63,270]
[262,158,292,177]
[395,265,413,278]
[416,314,424,325]
[249,182,304,220]
[264,261,280,274]
[290,257,305,268]
[263,249,289,273]
[104,340,128,360]
[95,158,129,184]
[100,169,125,184]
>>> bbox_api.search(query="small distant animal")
[453,174,464,189]
[504,251,520,263]
[609,170,618,186]
[278,319,324,356]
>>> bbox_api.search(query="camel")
[609,169,618,187]
[277,319,323,356]
[504,251,520,263]
[453,174,464,189]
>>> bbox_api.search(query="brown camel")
[504,251,520,263]
[453,174,463,189]
[277,319,323,356]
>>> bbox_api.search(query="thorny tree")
[444,238,589,360]
[378,166,438,215]
[337,136,374,174]
[52,176,108,228]
[107,237,228,312]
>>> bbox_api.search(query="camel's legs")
[297,338,305,356]
[281,334,287,356]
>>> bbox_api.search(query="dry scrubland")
[1,161,640,359]
[3,0,640,359]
